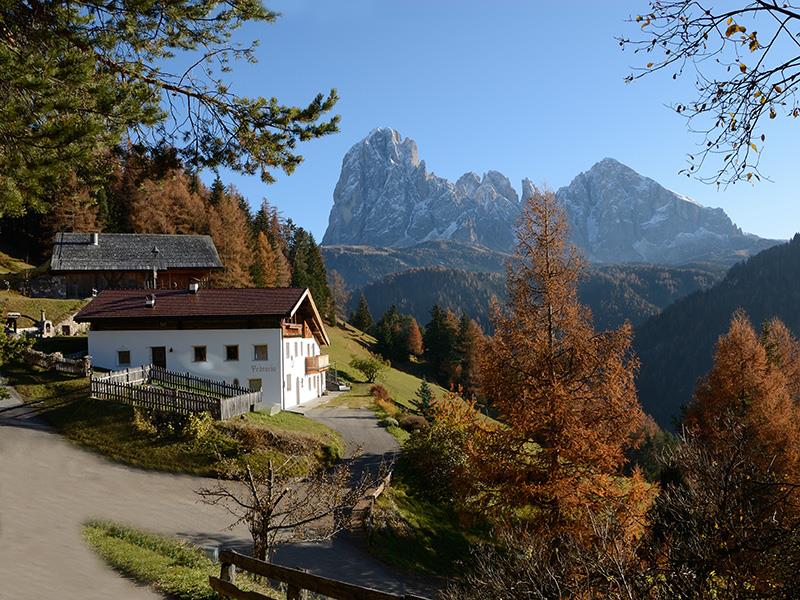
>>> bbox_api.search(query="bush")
[370,384,390,401]
[130,408,157,436]
[379,417,400,428]
[183,412,214,442]
[399,414,428,432]
[349,353,390,383]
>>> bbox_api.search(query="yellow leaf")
[747,173,753,180]
[739,63,747,73]
[774,84,783,93]
[751,143,758,151]
[754,90,761,98]
[727,17,733,25]
[770,108,777,119]
[646,62,654,68]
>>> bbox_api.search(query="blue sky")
[210,1,799,241]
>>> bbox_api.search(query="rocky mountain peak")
[323,129,776,263]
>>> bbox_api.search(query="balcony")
[282,321,313,338]
[305,354,329,374]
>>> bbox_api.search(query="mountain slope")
[354,264,723,333]
[634,235,800,429]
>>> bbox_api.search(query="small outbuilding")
[49,232,223,298]
[75,286,330,413]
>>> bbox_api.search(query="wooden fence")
[211,550,430,600]
[90,366,261,420]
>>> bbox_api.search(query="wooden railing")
[211,550,430,600]
[281,322,304,338]
[304,354,329,374]
[90,366,261,420]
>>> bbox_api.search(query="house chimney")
[145,294,156,308]
[90,232,99,245]
[188,279,200,294]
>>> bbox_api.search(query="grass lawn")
[0,290,87,326]
[83,520,279,600]
[6,367,343,477]
[324,324,447,410]
[0,250,32,275]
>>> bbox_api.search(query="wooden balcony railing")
[281,322,303,337]
[305,354,329,373]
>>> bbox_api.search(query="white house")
[75,286,330,413]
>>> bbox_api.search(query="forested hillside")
[635,235,800,429]
[355,263,724,332]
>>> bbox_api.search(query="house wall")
[88,328,294,412]
[60,269,214,299]
[281,335,326,408]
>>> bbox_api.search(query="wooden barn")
[49,232,223,298]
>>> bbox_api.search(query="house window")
[193,346,207,362]
[117,350,131,366]
[225,345,239,361]
[248,379,262,392]
[286,375,292,391]
[295,341,299,356]
[62,325,71,336]
[285,342,290,359]
[253,344,269,361]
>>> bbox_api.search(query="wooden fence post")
[220,561,236,584]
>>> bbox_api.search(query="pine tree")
[424,305,460,383]
[455,315,484,399]
[209,189,254,287]
[473,186,645,534]
[289,228,332,321]
[412,379,436,421]
[351,293,374,333]
[208,176,225,207]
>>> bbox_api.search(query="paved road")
[0,387,436,600]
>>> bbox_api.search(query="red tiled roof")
[75,288,308,321]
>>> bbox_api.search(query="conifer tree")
[208,176,225,207]
[209,189,254,288]
[328,271,350,325]
[685,311,800,478]
[351,293,374,333]
[424,305,460,383]
[130,170,207,234]
[455,315,484,399]
[46,172,100,234]
[289,228,332,321]
[252,231,279,288]
[269,208,292,286]
[406,317,425,358]
[412,379,436,421]
[473,186,645,534]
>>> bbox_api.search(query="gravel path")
[0,387,436,600]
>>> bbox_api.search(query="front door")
[151,346,167,368]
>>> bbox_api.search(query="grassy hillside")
[323,323,447,409]
[0,290,87,326]
[0,250,32,275]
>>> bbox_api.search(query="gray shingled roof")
[50,233,223,272]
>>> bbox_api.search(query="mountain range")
[323,128,778,264]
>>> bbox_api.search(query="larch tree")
[684,311,800,481]
[328,270,351,325]
[130,170,208,234]
[473,186,646,534]
[45,173,100,234]
[406,317,425,358]
[209,189,254,288]
[252,230,279,288]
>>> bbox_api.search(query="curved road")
[0,390,435,599]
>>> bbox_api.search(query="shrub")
[379,417,400,428]
[183,412,214,442]
[400,396,478,503]
[370,384,390,401]
[131,408,158,436]
[375,397,401,418]
[399,414,428,432]
[349,353,390,383]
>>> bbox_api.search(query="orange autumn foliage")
[471,186,648,535]
[685,311,800,482]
